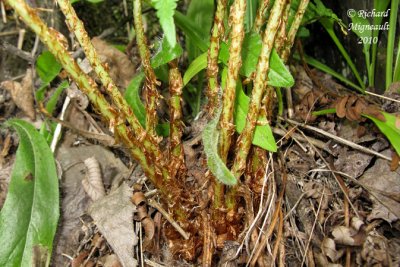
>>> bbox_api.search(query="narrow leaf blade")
[202,111,237,186]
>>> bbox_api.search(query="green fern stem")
[6,0,189,223]
[281,0,310,61]
[133,0,160,136]
[168,60,185,177]
[231,0,287,186]
[5,0,159,182]
[218,0,247,164]
[206,0,227,116]
[274,0,291,55]
[56,0,165,172]
[253,0,270,33]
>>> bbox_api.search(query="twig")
[0,40,33,62]
[365,90,400,104]
[284,118,392,161]
[296,128,361,218]
[147,199,190,240]
[50,96,71,152]
[17,28,25,49]
[300,187,325,267]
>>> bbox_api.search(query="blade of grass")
[386,0,399,89]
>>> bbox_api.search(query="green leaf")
[0,119,59,267]
[234,83,277,152]
[151,37,182,69]
[183,33,294,88]
[186,0,214,61]
[124,72,146,128]
[45,81,69,114]
[152,0,178,47]
[36,51,62,83]
[245,0,258,32]
[239,32,262,77]
[183,52,208,85]
[202,109,237,185]
[156,122,170,137]
[86,0,104,3]
[174,11,209,52]
[363,112,400,156]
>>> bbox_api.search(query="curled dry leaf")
[332,224,366,246]
[0,69,35,120]
[131,191,155,249]
[322,237,344,262]
[333,95,382,122]
[91,37,135,89]
[361,231,390,266]
[82,157,106,201]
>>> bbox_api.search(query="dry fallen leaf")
[0,69,35,120]
[91,37,135,89]
[88,183,138,267]
[359,151,400,223]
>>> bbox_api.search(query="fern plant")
[2,0,309,265]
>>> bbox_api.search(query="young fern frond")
[253,0,270,33]
[56,0,164,170]
[168,60,185,178]
[218,0,247,163]
[133,0,160,136]
[206,0,227,116]
[281,0,310,61]
[231,0,287,183]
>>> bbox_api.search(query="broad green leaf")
[0,120,59,267]
[186,0,214,61]
[234,83,277,152]
[152,0,178,47]
[36,51,62,83]
[239,32,262,77]
[183,33,294,88]
[151,37,182,69]
[124,72,146,128]
[219,67,277,152]
[46,80,69,114]
[364,112,400,156]
[202,109,237,185]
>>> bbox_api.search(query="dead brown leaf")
[359,151,400,223]
[0,69,35,120]
[88,183,138,267]
[91,37,135,89]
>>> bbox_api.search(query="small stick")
[284,118,392,161]
[147,199,190,240]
